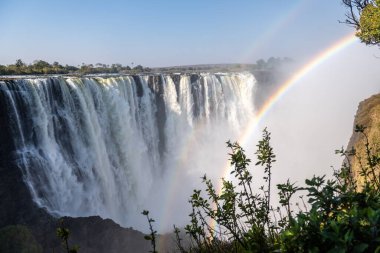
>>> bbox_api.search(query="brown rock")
[347,93,380,186]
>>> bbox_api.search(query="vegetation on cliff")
[144,127,380,253]
[347,94,380,187]
[0,225,42,253]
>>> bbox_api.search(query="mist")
[251,42,380,205]
[137,42,380,234]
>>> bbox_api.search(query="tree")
[358,0,380,45]
[0,65,7,75]
[342,0,380,45]
[133,65,144,72]
[111,63,122,73]
[15,59,25,68]
[256,59,266,69]
[32,60,51,74]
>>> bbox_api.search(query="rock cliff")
[347,93,380,186]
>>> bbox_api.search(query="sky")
[0,0,358,67]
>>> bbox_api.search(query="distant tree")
[0,65,6,74]
[133,65,144,72]
[342,0,380,45]
[65,64,79,72]
[80,64,91,74]
[15,59,25,68]
[283,57,293,63]
[0,59,149,75]
[32,60,51,74]
[267,57,280,69]
[256,59,266,69]
[111,63,122,73]
[33,60,50,68]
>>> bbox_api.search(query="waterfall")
[0,73,256,229]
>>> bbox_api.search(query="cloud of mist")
[141,42,380,234]
[251,43,380,198]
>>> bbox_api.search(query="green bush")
[144,126,380,252]
[0,225,42,253]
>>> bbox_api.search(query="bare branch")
[340,0,373,29]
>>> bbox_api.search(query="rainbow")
[221,32,357,181]
[214,31,358,216]
[237,33,357,149]
[157,32,358,249]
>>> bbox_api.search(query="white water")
[0,73,256,231]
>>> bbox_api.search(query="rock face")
[347,93,380,186]
[52,216,151,253]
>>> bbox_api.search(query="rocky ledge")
[347,93,380,186]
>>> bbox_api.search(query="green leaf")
[327,248,345,253]
[353,243,369,253]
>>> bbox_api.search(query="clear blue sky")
[0,0,354,67]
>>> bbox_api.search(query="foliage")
[0,59,150,75]
[280,124,380,252]
[56,220,80,253]
[0,225,42,253]
[255,57,293,71]
[175,129,279,253]
[144,126,380,252]
[0,58,293,76]
[142,210,158,253]
[341,0,380,45]
[358,0,380,45]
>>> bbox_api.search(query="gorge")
[1,68,378,253]
[0,73,260,249]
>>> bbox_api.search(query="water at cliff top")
[0,73,256,231]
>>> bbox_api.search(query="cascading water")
[0,73,256,230]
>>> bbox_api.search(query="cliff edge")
[347,93,380,186]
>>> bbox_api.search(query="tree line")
[0,59,150,75]
[0,58,293,76]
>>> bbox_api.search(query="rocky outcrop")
[347,93,380,186]
[45,216,150,253]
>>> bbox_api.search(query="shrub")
[144,126,380,252]
[0,225,42,253]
